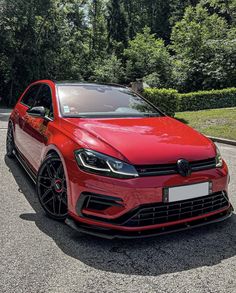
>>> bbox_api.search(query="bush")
[178,88,236,111]
[143,87,236,115]
[143,88,178,116]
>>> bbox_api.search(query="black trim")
[76,192,124,216]
[20,84,42,108]
[13,147,37,183]
[54,81,127,88]
[62,113,161,119]
[135,157,217,177]
[123,191,229,227]
[75,191,230,227]
[20,82,54,121]
[65,205,233,239]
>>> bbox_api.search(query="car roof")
[54,81,127,88]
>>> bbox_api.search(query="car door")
[22,83,54,171]
[14,84,41,159]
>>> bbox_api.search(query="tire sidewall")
[6,122,15,158]
[36,154,68,221]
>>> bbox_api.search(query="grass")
[175,107,236,141]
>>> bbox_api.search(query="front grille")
[124,192,229,227]
[135,157,216,176]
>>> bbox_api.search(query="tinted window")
[21,84,41,107]
[34,84,53,118]
[57,84,162,118]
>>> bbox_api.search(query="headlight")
[75,149,139,178]
[215,145,223,168]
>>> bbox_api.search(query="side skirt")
[13,148,37,184]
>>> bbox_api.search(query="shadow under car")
[5,155,236,277]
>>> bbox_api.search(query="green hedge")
[143,87,236,115]
[143,88,178,116]
[178,88,236,112]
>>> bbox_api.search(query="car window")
[21,84,41,108]
[34,84,54,119]
[57,84,163,118]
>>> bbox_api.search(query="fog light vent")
[76,192,124,216]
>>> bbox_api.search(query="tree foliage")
[124,27,171,87]
[0,0,235,105]
[171,4,236,91]
[92,54,124,83]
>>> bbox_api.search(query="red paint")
[9,80,232,236]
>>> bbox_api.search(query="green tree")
[0,0,39,105]
[0,0,236,105]
[123,0,171,42]
[92,54,124,83]
[169,0,200,26]
[200,0,236,24]
[107,0,129,55]
[124,27,171,86]
[88,0,107,57]
[0,0,91,105]
[170,4,236,91]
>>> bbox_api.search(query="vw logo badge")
[177,159,191,177]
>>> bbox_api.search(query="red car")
[7,80,233,238]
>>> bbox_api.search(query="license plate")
[164,182,210,202]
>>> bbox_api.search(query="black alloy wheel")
[37,154,68,220]
[6,122,15,158]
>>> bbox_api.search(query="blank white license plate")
[166,182,210,202]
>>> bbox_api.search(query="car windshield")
[57,84,163,118]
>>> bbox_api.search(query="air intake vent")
[123,191,228,227]
[76,192,124,215]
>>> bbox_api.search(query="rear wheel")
[37,154,68,220]
[6,122,15,158]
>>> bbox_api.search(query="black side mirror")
[27,106,46,118]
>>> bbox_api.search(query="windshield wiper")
[142,113,161,117]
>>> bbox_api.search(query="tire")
[6,122,15,158]
[37,154,68,220]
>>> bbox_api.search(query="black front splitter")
[65,205,233,239]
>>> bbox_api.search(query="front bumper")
[65,205,233,239]
[65,160,232,238]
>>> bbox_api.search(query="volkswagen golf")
[6,80,233,238]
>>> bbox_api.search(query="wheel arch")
[41,145,72,203]
[45,149,60,158]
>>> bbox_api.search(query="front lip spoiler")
[65,205,234,239]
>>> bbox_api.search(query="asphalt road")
[0,109,236,293]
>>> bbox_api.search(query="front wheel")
[37,154,68,220]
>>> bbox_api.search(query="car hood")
[62,116,216,165]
